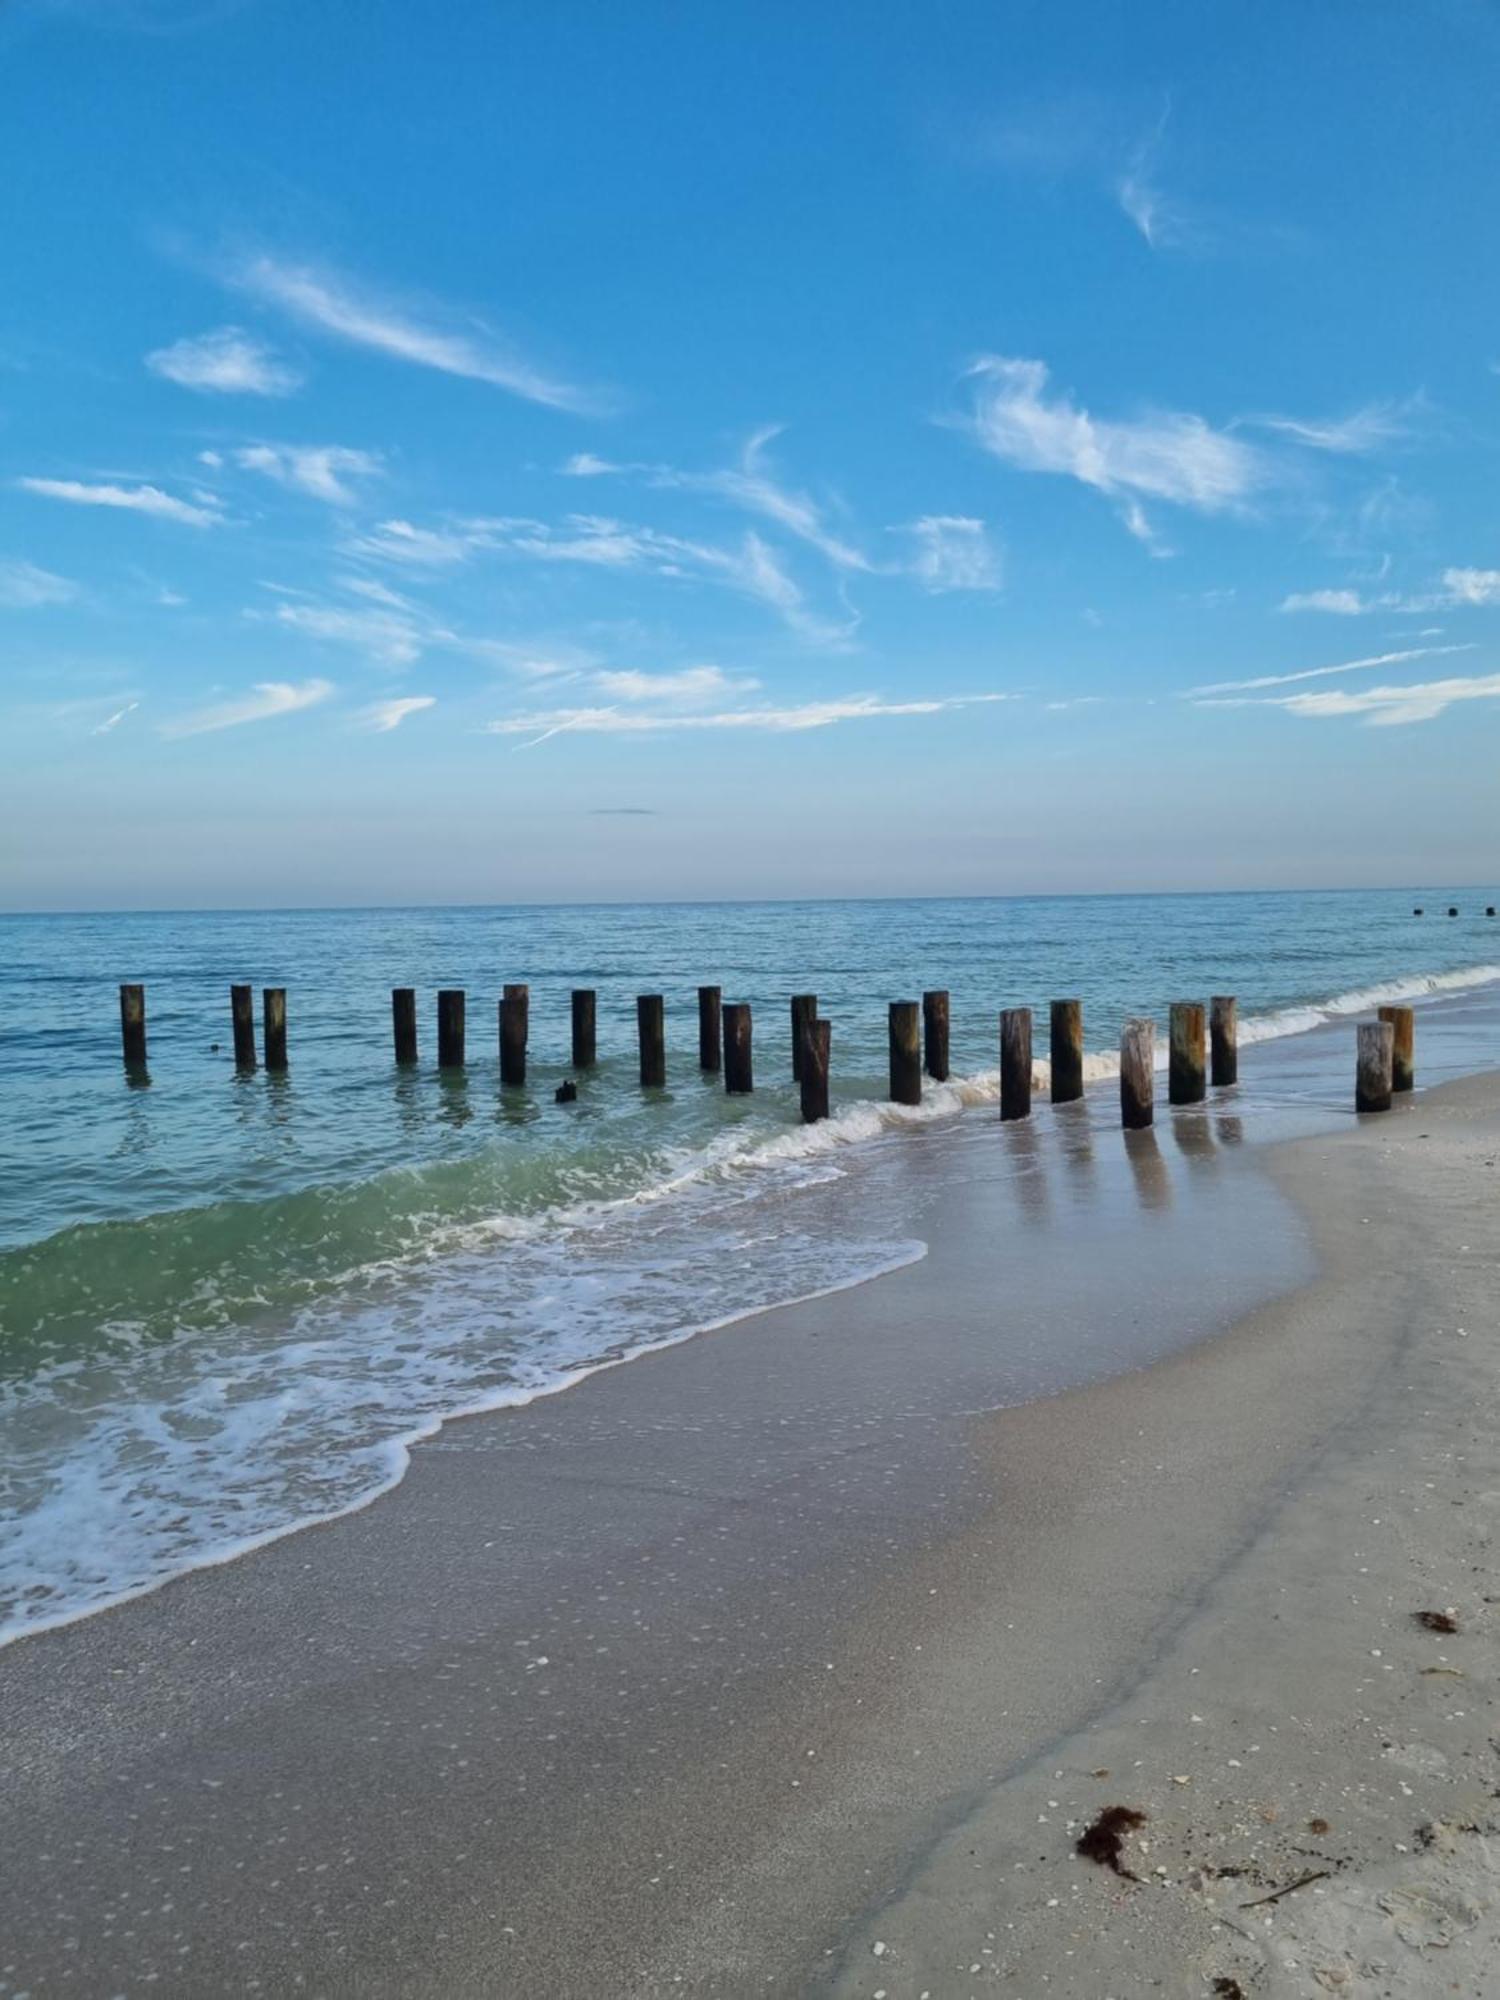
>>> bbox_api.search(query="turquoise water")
[1,889,1498,1643]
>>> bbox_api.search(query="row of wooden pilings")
[117,984,1416,1123]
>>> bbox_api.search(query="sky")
[2,0,1499,909]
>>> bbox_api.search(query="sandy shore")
[1,1069,1496,1996]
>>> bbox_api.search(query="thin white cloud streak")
[17,477,221,527]
[904,516,1002,591]
[593,666,760,705]
[92,701,139,735]
[161,677,334,738]
[228,253,599,413]
[1188,643,1473,697]
[358,695,435,732]
[0,558,77,606]
[265,600,428,668]
[1204,673,1500,727]
[1281,588,1370,615]
[235,443,382,505]
[491,691,1011,748]
[146,326,302,396]
[1280,566,1500,616]
[1252,401,1416,454]
[346,518,490,566]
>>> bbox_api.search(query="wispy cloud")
[234,443,382,505]
[1281,588,1371,615]
[1251,400,1419,454]
[1188,642,1472,697]
[17,477,221,527]
[593,665,760,705]
[1280,566,1500,616]
[161,677,334,738]
[1443,566,1500,606]
[491,690,1010,748]
[92,701,140,736]
[357,695,435,732]
[0,558,78,607]
[227,252,600,413]
[1115,109,1191,250]
[345,518,493,567]
[903,515,1002,591]
[146,326,302,396]
[1206,672,1500,727]
[262,598,430,669]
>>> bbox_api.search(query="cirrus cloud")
[161,677,333,738]
[146,326,303,396]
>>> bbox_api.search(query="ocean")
[2,888,1498,1646]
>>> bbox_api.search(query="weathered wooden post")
[922,990,950,1082]
[230,984,256,1070]
[1049,998,1083,1104]
[500,984,528,1086]
[1168,1001,1206,1105]
[800,1018,830,1124]
[1119,1019,1154,1130]
[1488,906,1497,918]
[1210,995,1238,1087]
[437,989,465,1069]
[119,983,147,1068]
[889,1001,921,1106]
[723,1002,753,1093]
[263,988,287,1071]
[392,987,418,1064]
[638,994,666,1088]
[1448,906,1458,917]
[1000,1006,1032,1121]
[1378,1003,1415,1093]
[1356,1020,1394,1112]
[790,994,817,1082]
[571,989,596,1068]
[698,986,722,1072]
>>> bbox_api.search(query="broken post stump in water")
[230,984,256,1070]
[1357,1020,1394,1113]
[637,994,666,1088]
[263,988,287,1071]
[555,1079,578,1104]
[1169,1000,1206,1106]
[571,989,596,1068]
[800,1017,830,1124]
[1049,998,1083,1104]
[1210,995,1238,1088]
[500,984,528,1086]
[1378,1003,1415,1092]
[437,989,465,1069]
[790,994,817,1082]
[1448,906,1458,917]
[1119,1019,1154,1129]
[119,983,147,1068]
[392,987,418,1065]
[889,1001,921,1106]
[1000,1006,1032,1121]
[923,989,950,1082]
[723,1002,753,1093]
[698,986,722,1072]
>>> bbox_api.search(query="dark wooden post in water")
[230,984,256,1070]
[723,1002,753,1093]
[392,987,418,1064]
[499,984,528,1086]
[888,1001,921,1106]
[698,986,722,1072]
[119,983,147,1068]
[1210,995,1238,1087]
[1357,1020,1394,1113]
[263,988,287,1071]
[437,989,465,1069]
[638,994,666,1088]
[1168,1001,1206,1105]
[790,994,817,1082]
[800,1018,830,1124]
[1119,1019,1154,1129]
[571,989,596,1068]
[1049,998,1083,1104]
[922,990,950,1082]
[1378,1003,1415,1093]
[1000,1006,1032,1121]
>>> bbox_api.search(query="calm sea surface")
[2,889,1498,1643]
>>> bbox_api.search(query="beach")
[2,1022,1498,1994]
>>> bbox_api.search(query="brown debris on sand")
[1075,1804,1147,1878]
[1414,1609,1459,1633]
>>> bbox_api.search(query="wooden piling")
[1488,907,1497,918]
[1119,1019,1154,1129]
[1049,998,1083,1104]
[889,1001,921,1106]
[437,989,465,1069]
[230,983,256,1070]
[1000,1007,1032,1121]
[1413,907,1424,916]
[1448,906,1458,917]
[1168,1000,1206,1106]
[1210,995,1238,1087]
[392,987,418,1064]
[119,983,146,1068]
[1356,1020,1394,1113]
[800,1018,830,1124]
[922,990,950,1082]
[790,994,817,1082]
[1378,1003,1415,1092]
[698,986,722,1072]
[638,994,666,1088]
[571,989,596,1068]
[723,1002,753,1093]
[263,988,287,1071]
[499,984,529,1086]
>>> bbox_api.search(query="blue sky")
[2,0,1498,908]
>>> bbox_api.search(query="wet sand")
[1,1057,1497,1995]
